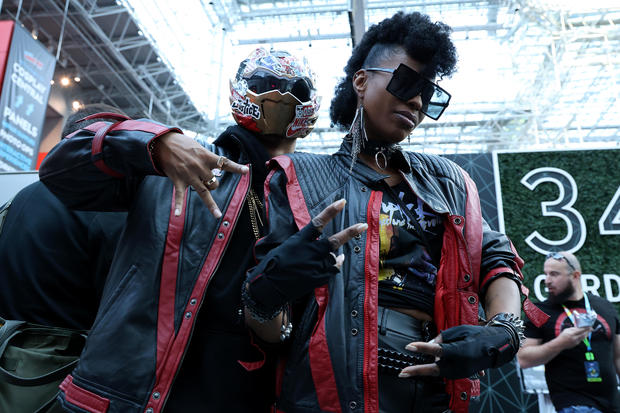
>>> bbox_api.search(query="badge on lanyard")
[585,360,602,382]
[562,294,602,384]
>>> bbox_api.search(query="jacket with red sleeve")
[254,141,548,413]
[39,116,271,413]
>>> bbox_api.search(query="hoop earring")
[349,105,367,171]
[375,151,388,170]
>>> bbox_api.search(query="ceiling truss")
[1,0,207,133]
[1,0,617,153]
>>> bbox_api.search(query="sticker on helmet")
[230,48,319,138]
[231,96,261,119]
[296,104,317,118]
[286,102,319,137]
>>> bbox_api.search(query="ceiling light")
[74,76,81,82]
[72,100,83,111]
[60,77,71,86]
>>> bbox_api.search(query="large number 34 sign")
[521,167,620,254]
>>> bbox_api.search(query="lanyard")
[562,294,594,357]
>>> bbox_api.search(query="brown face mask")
[229,76,320,140]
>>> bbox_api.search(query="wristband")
[485,312,525,349]
[241,282,284,323]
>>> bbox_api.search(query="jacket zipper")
[157,166,252,412]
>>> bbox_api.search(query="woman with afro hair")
[243,11,547,413]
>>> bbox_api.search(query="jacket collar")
[333,140,412,187]
[334,139,453,214]
[214,125,271,195]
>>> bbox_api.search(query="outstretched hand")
[153,132,249,218]
[398,335,444,377]
[399,323,517,379]
[312,199,369,262]
[245,199,368,316]
[397,334,485,378]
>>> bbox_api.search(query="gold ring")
[216,156,226,168]
[205,176,217,186]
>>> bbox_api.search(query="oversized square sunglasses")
[546,252,577,273]
[364,63,451,120]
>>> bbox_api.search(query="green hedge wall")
[497,149,620,313]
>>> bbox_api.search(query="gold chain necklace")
[247,188,264,240]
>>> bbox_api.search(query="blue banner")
[0,23,55,171]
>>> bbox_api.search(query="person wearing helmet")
[230,48,320,140]
[38,48,360,413]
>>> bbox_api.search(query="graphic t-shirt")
[524,294,620,413]
[377,181,444,315]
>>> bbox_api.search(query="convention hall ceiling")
[3,0,619,153]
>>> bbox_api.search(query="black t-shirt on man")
[524,294,620,413]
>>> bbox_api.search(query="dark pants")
[378,306,451,413]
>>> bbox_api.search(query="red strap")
[237,333,266,371]
[60,375,110,413]
[91,121,124,178]
[523,287,550,327]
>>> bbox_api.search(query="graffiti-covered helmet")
[230,48,320,139]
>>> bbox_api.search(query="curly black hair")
[330,11,457,129]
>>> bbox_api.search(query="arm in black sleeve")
[39,118,181,211]
[253,168,300,261]
[479,219,524,298]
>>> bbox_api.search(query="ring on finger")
[216,156,226,168]
[204,176,217,186]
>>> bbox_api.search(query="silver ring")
[205,176,217,186]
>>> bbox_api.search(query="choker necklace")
[360,141,401,170]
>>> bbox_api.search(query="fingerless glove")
[243,222,338,321]
[436,313,524,379]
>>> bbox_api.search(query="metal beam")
[236,32,350,44]
[349,0,365,47]
[54,1,188,125]
[239,3,348,19]
[88,5,127,18]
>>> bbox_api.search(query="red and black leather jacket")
[39,117,266,413]
[255,141,548,413]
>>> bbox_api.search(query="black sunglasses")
[546,252,576,273]
[246,71,313,102]
[364,63,451,120]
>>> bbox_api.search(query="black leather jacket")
[39,119,272,413]
[255,142,547,413]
